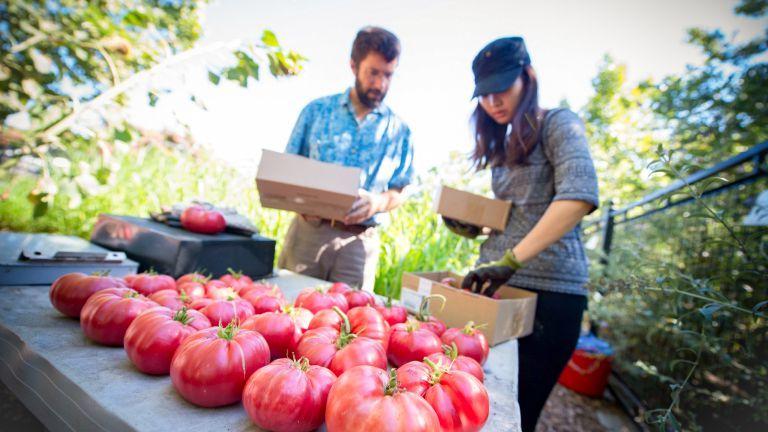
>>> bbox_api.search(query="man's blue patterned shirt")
[285,88,414,224]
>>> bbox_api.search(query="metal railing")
[583,141,768,263]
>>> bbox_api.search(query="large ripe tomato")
[170,322,270,407]
[388,320,443,367]
[296,308,386,376]
[241,310,303,360]
[80,288,154,346]
[241,285,286,314]
[218,268,253,292]
[426,343,484,383]
[204,279,236,300]
[149,289,192,311]
[343,289,377,309]
[286,305,314,331]
[374,302,408,326]
[180,205,226,235]
[308,306,389,350]
[294,286,348,314]
[327,282,352,294]
[326,366,440,432]
[243,357,336,432]
[176,272,209,286]
[441,321,490,365]
[127,272,176,296]
[414,295,447,336]
[176,280,207,299]
[396,359,489,432]
[188,297,213,310]
[50,272,128,318]
[124,306,211,374]
[199,297,254,327]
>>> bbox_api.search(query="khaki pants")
[277,216,380,292]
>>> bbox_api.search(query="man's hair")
[351,26,401,64]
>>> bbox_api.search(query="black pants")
[518,289,587,432]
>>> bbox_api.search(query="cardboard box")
[401,271,537,346]
[433,185,511,231]
[256,150,362,220]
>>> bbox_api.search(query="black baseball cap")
[472,37,531,98]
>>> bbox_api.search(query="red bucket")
[558,349,612,397]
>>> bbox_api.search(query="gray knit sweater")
[478,109,599,296]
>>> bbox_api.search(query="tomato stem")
[443,342,460,361]
[217,321,239,340]
[173,307,194,325]
[423,357,446,384]
[416,294,446,321]
[462,321,487,334]
[384,369,401,396]
[226,267,244,278]
[332,306,356,349]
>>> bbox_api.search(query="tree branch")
[39,39,241,141]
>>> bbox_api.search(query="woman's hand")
[461,250,523,297]
[442,216,482,239]
[462,265,516,297]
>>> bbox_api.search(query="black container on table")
[90,214,275,279]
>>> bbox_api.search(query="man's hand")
[442,216,482,239]
[344,190,385,225]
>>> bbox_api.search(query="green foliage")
[0,0,305,219]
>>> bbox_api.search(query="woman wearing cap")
[443,37,599,432]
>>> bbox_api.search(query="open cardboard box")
[402,271,537,346]
[433,185,512,231]
[256,150,362,220]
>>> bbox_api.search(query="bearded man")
[278,26,413,292]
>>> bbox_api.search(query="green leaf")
[33,200,49,218]
[114,129,132,142]
[261,30,279,47]
[208,71,220,85]
[148,91,158,107]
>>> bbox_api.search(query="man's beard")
[355,77,386,109]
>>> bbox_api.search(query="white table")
[0,270,521,431]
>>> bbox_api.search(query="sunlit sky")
[128,0,763,174]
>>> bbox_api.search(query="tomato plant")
[426,343,484,383]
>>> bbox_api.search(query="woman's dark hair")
[470,65,543,169]
[351,26,400,64]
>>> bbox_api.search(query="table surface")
[0,270,521,432]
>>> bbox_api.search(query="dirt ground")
[537,383,638,432]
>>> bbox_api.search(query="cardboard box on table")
[401,271,537,346]
[433,185,512,231]
[256,150,362,220]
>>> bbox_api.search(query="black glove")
[461,265,516,297]
[461,250,524,298]
[442,216,481,239]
